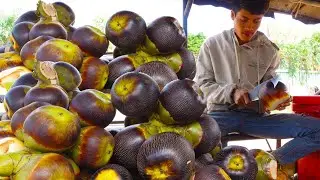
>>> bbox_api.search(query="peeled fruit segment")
[111,72,160,117]
[69,89,115,128]
[137,132,195,180]
[105,10,146,49]
[67,126,115,169]
[23,105,81,152]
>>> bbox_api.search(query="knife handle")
[228,103,238,110]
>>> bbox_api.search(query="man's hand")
[233,88,251,106]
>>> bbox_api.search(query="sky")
[1,0,319,43]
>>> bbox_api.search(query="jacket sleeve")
[261,50,281,82]
[195,42,237,105]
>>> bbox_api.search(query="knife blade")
[249,75,280,101]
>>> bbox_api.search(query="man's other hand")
[233,88,251,106]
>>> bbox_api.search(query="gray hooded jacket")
[194,29,280,112]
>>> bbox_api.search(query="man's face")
[231,9,264,43]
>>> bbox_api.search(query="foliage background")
[0,15,16,45]
[187,31,320,86]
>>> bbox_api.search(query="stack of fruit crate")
[292,95,320,180]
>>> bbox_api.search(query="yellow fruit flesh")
[157,103,176,125]
[109,15,129,34]
[139,114,203,148]
[9,35,19,52]
[128,51,152,68]
[137,36,159,55]
[227,154,245,171]
[145,160,173,180]
[128,51,181,73]
[157,53,182,73]
[95,169,120,180]
[219,168,232,180]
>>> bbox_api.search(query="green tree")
[278,32,320,79]
[92,17,106,33]
[0,15,16,46]
[187,32,206,58]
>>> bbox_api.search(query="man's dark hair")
[232,0,270,15]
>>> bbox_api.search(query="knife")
[228,75,280,110]
[249,75,280,101]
